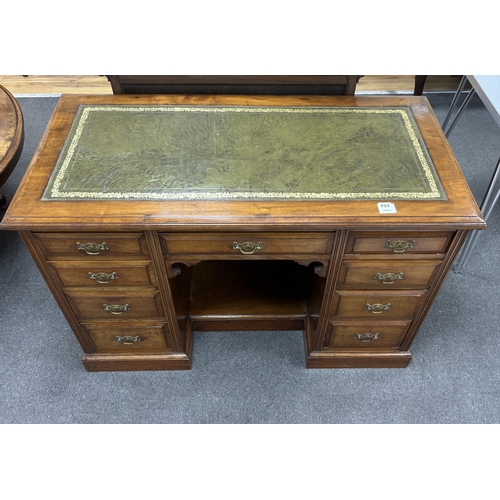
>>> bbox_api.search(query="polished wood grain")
[189,260,309,317]
[160,232,334,256]
[33,232,149,257]
[144,230,187,353]
[83,322,172,353]
[81,352,191,371]
[1,94,485,370]
[0,86,21,167]
[0,85,24,206]
[47,260,155,287]
[64,288,163,321]
[306,350,413,368]
[324,321,410,349]
[0,75,113,95]
[18,230,96,354]
[345,231,453,255]
[331,289,427,318]
[338,259,443,288]
[0,75,464,95]
[105,75,361,95]
[1,94,484,231]
[399,229,469,352]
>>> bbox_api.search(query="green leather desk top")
[42,104,446,201]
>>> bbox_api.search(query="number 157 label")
[377,202,397,214]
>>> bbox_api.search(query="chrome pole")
[442,75,469,131]
[444,88,477,137]
[453,155,500,273]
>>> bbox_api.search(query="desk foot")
[82,353,192,371]
[306,350,412,368]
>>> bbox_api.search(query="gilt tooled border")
[45,105,445,201]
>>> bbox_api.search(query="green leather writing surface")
[43,105,446,201]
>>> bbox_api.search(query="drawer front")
[324,322,410,349]
[331,290,427,319]
[34,232,149,258]
[160,232,334,257]
[48,260,155,286]
[345,231,453,255]
[64,288,164,320]
[338,260,442,289]
[84,323,172,353]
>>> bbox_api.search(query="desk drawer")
[34,232,149,258]
[324,321,410,349]
[160,232,334,257]
[331,290,426,319]
[84,323,172,353]
[64,288,164,320]
[345,231,453,256]
[338,260,442,289]
[48,260,155,286]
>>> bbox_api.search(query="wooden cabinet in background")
[105,75,363,96]
[0,94,485,371]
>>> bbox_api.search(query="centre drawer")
[160,232,334,258]
[331,289,427,319]
[64,288,164,320]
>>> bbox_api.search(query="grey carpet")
[1,93,499,424]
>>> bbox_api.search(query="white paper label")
[377,202,397,214]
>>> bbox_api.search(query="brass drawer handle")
[103,303,130,315]
[116,335,141,345]
[374,272,403,284]
[365,302,391,314]
[384,240,415,253]
[77,241,109,255]
[233,241,263,255]
[88,271,118,283]
[354,333,379,343]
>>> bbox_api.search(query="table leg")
[414,75,428,96]
[453,155,500,273]
[444,87,477,137]
[442,75,469,131]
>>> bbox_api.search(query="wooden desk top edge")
[1,94,485,231]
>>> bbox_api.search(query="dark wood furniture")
[414,76,428,96]
[0,94,484,371]
[0,85,24,208]
[105,75,362,96]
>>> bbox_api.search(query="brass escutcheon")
[233,241,263,255]
[354,333,379,342]
[374,272,403,284]
[103,303,130,315]
[384,240,415,253]
[116,335,141,345]
[77,241,109,255]
[365,303,391,314]
[88,271,118,284]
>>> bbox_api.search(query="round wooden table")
[0,84,24,208]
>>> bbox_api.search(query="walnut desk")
[0,94,485,371]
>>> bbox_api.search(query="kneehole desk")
[1,94,485,370]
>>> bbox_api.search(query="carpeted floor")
[1,93,499,424]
